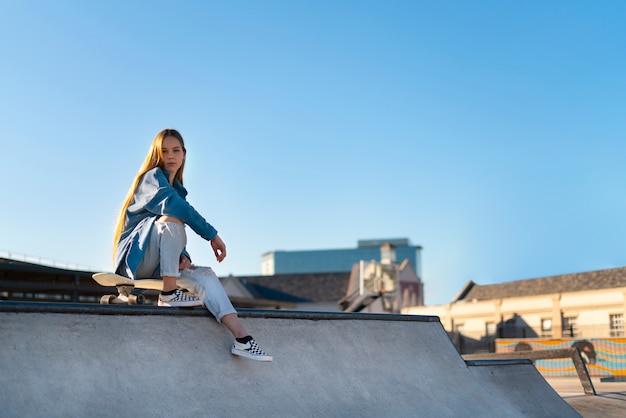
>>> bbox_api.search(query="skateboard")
[92,273,165,305]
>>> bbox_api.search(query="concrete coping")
[0,301,441,322]
[465,359,534,367]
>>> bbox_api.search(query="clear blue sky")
[2,1,625,305]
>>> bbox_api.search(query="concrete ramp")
[466,359,580,415]
[0,302,579,417]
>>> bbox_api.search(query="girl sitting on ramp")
[112,128,272,362]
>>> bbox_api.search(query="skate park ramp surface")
[1,302,580,417]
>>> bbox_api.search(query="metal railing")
[0,250,94,272]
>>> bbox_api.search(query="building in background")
[261,238,422,276]
[403,266,626,377]
[339,246,424,314]
[1,237,424,314]
[0,256,102,303]
[251,238,426,313]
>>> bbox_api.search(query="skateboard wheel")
[127,294,145,305]
[100,295,116,304]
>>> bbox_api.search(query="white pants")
[136,222,237,322]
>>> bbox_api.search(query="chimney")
[380,242,396,264]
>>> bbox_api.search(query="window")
[610,314,624,337]
[485,322,496,338]
[562,316,579,337]
[541,318,552,338]
[455,323,465,334]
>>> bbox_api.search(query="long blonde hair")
[113,129,187,258]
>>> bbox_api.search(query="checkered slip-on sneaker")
[231,339,273,362]
[158,289,204,307]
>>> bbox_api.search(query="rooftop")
[456,266,626,302]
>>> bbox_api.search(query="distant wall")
[497,338,626,377]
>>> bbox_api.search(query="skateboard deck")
[92,273,164,305]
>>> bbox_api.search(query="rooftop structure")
[261,238,422,276]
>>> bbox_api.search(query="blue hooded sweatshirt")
[114,167,218,279]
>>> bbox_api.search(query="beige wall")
[402,287,626,341]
